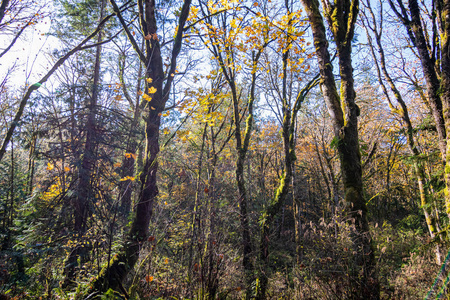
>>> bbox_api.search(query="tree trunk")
[87,0,191,293]
[361,1,441,261]
[439,0,450,221]
[294,174,308,264]
[117,50,144,217]
[26,134,36,196]
[189,122,207,298]
[63,0,105,287]
[215,47,256,299]
[256,16,319,293]
[301,0,379,297]
[388,0,450,218]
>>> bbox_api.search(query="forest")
[1,0,450,298]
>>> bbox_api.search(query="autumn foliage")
[1,0,450,299]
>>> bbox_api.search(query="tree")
[61,0,107,287]
[387,0,450,221]
[254,2,318,296]
[116,44,144,217]
[197,0,274,294]
[361,0,442,263]
[0,3,123,163]
[88,0,192,293]
[300,0,379,297]
[1,0,448,297]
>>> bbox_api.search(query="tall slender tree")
[198,1,273,294]
[255,3,319,296]
[361,0,442,263]
[88,0,192,293]
[387,0,450,220]
[300,0,379,297]
[61,0,107,287]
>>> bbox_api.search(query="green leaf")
[330,136,339,149]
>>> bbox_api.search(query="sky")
[1,14,55,91]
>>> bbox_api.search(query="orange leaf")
[124,152,137,159]
[145,275,154,282]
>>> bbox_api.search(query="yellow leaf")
[143,94,152,101]
[146,77,153,83]
[119,176,135,181]
[148,86,157,94]
[190,6,199,16]
[47,163,54,171]
[230,18,238,29]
